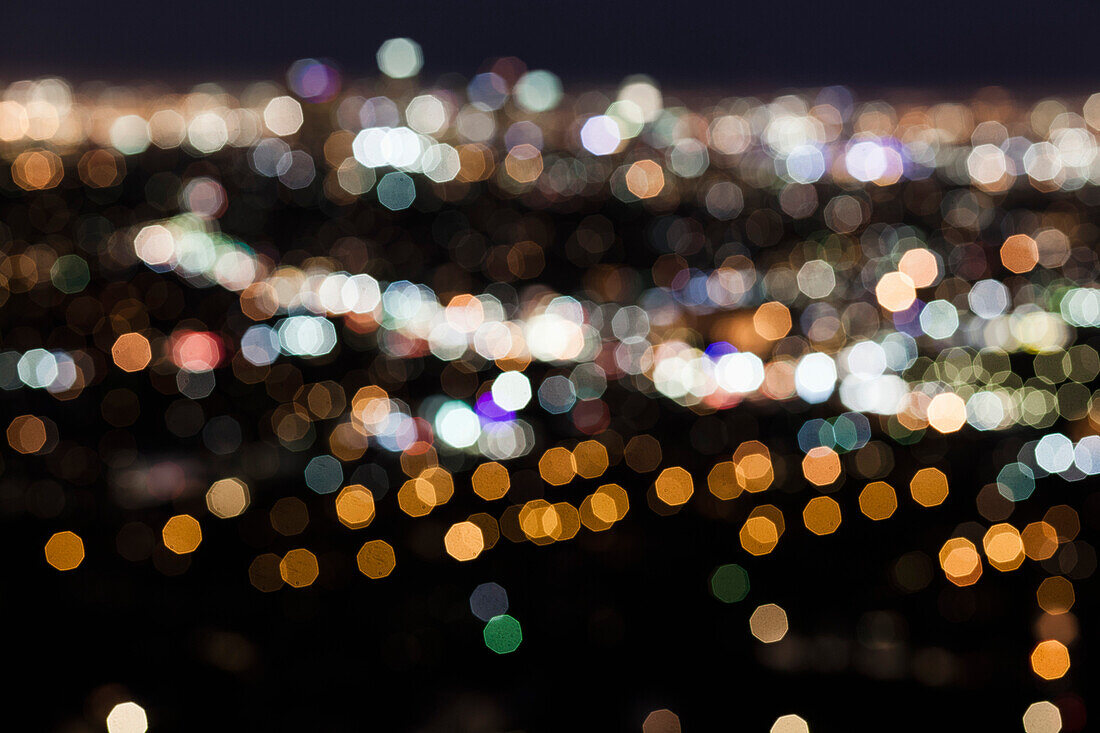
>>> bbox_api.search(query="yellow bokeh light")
[858,481,897,520]
[471,461,510,501]
[753,301,792,341]
[400,441,437,478]
[518,499,557,545]
[162,514,202,555]
[573,440,609,479]
[550,501,581,541]
[771,715,810,733]
[982,523,1024,571]
[909,467,948,507]
[112,332,153,372]
[12,149,63,190]
[926,393,967,434]
[539,446,577,486]
[592,483,629,522]
[1022,521,1060,561]
[504,144,544,183]
[749,603,789,643]
[44,530,85,571]
[642,709,681,733]
[334,484,376,529]
[898,248,939,288]
[397,477,434,517]
[581,484,629,532]
[7,414,47,454]
[802,446,841,486]
[733,441,774,492]
[875,271,917,312]
[357,539,396,579]
[106,701,148,733]
[740,505,784,555]
[206,478,250,519]
[707,461,742,500]
[466,512,500,550]
[1001,234,1039,274]
[279,548,319,588]
[419,466,454,505]
[802,496,842,536]
[1022,701,1062,733]
[1030,639,1070,680]
[939,537,983,587]
[444,521,485,561]
[1036,577,1075,615]
[655,466,694,506]
[624,159,665,199]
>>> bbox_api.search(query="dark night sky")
[3,0,1100,90]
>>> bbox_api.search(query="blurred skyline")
[4,0,1098,90]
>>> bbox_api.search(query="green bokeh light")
[710,563,750,603]
[483,614,522,654]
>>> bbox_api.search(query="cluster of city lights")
[4,38,1097,732]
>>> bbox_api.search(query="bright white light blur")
[785,144,826,183]
[795,352,837,403]
[241,324,280,365]
[617,78,662,123]
[839,374,907,414]
[377,38,423,79]
[188,111,229,153]
[1060,287,1100,327]
[492,371,532,411]
[382,281,426,324]
[345,274,381,313]
[580,115,621,156]
[526,313,583,361]
[381,127,424,169]
[845,140,888,182]
[134,224,176,268]
[277,315,337,357]
[968,279,1010,319]
[109,115,151,155]
[479,419,534,460]
[967,144,1008,185]
[715,352,765,393]
[919,300,959,339]
[352,127,388,168]
[845,340,887,378]
[1023,141,1063,182]
[406,94,447,134]
[1035,432,1074,473]
[213,250,257,291]
[966,390,1008,431]
[174,231,216,276]
[1074,435,1100,474]
[260,96,303,137]
[17,348,58,389]
[46,352,78,393]
[435,400,481,449]
[250,138,291,177]
[668,138,709,178]
[421,143,461,182]
[881,332,918,372]
[606,100,644,139]
[796,259,835,299]
[428,322,467,361]
[514,70,563,113]
[106,701,148,733]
